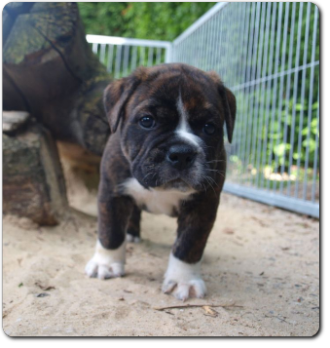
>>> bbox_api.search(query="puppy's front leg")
[162,194,219,300]
[85,190,134,280]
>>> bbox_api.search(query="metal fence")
[87,2,320,218]
[86,34,172,78]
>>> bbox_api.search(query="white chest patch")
[122,178,195,216]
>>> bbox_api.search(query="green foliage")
[78,2,215,40]
[78,2,128,36]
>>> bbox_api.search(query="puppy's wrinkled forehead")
[104,63,236,143]
[128,65,222,120]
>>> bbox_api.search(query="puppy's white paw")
[85,240,125,280]
[162,278,206,301]
[162,253,207,301]
[126,233,141,243]
[85,259,124,279]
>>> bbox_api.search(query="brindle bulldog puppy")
[85,63,236,301]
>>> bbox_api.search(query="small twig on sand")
[153,303,243,311]
[264,314,290,324]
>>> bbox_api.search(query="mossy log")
[3,120,68,225]
[3,2,110,156]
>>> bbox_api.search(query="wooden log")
[3,119,68,225]
[3,2,110,156]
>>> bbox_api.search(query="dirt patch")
[3,192,319,336]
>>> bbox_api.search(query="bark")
[3,2,110,156]
[3,120,68,225]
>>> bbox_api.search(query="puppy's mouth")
[159,178,192,192]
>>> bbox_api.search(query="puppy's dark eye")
[139,116,154,129]
[203,123,216,135]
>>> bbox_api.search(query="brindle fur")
[98,63,235,263]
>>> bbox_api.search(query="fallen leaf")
[35,293,50,298]
[223,228,234,234]
[202,306,218,318]
[35,282,55,291]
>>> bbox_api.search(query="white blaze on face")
[176,95,202,148]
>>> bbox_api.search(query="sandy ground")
[3,182,319,336]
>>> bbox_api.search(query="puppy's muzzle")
[166,144,197,171]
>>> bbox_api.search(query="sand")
[3,188,319,337]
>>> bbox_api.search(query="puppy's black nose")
[166,145,197,170]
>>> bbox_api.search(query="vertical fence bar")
[230,4,239,87]
[183,37,188,66]
[147,47,154,67]
[223,5,231,82]
[123,45,130,77]
[115,45,122,79]
[249,2,266,186]
[239,2,256,185]
[165,43,172,63]
[303,5,318,200]
[207,16,212,71]
[131,45,138,72]
[100,44,106,64]
[280,2,297,193]
[236,3,246,85]
[287,3,304,196]
[218,8,225,76]
[235,3,250,171]
[294,2,311,198]
[311,87,319,202]
[207,14,213,71]
[266,2,283,190]
[272,2,290,191]
[260,2,277,189]
[238,3,253,185]
[107,44,114,73]
[92,42,98,54]
[216,10,223,75]
[215,10,221,73]
[140,46,145,66]
[217,10,224,75]
[233,2,248,172]
[156,47,161,65]
[245,3,261,186]
[185,35,190,66]
[254,2,272,187]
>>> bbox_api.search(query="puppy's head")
[103,63,236,192]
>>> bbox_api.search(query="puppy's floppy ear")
[208,72,236,143]
[103,67,147,133]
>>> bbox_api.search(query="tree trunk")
[3,2,110,156]
[3,119,68,225]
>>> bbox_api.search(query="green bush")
[78,2,214,40]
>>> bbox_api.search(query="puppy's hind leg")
[126,204,141,243]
